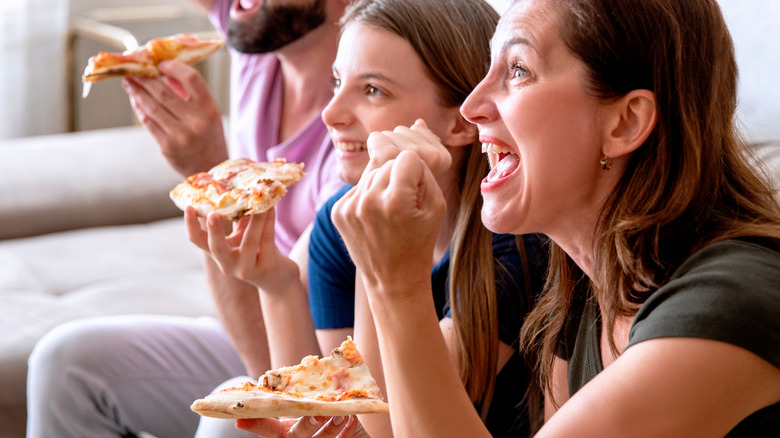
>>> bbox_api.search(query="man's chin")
[226,0,327,54]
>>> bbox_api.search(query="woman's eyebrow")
[500,36,534,53]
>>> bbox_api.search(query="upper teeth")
[481,143,512,154]
[335,141,367,152]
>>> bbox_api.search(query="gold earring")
[600,155,611,170]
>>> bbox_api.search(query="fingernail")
[333,416,345,425]
[309,416,319,426]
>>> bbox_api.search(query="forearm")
[255,225,321,368]
[257,267,320,369]
[354,278,393,438]
[204,254,270,377]
[365,275,490,438]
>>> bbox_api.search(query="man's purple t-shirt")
[210,0,342,255]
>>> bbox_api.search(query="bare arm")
[332,153,492,438]
[353,276,392,438]
[367,277,490,438]
[536,338,780,437]
[544,357,570,422]
[202,255,270,377]
[187,209,270,377]
[187,208,320,369]
[256,225,321,367]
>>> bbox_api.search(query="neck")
[275,21,340,142]
[546,162,628,281]
[546,209,600,280]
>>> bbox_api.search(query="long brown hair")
[340,0,523,420]
[520,0,780,406]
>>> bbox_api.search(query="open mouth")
[238,0,257,10]
[232,0,261,19]
[482,142,520,183]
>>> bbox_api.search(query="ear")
[601,89,657,159]
[439,107,478,147]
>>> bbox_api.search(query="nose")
[460,76,495,126]
[322,88,354,129]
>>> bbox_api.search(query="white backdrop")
[0,0,203,140]
[0,0,69,139]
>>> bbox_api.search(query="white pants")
[26,315,254,438]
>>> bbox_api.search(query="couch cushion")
[0,217,214,426]
[0,125,183,240]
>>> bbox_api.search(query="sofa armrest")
[0,125,183,240]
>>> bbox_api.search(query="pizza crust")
[83,64,160,82]
[191,338,389,419]
[191,389,390,419]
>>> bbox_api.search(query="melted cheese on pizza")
[243,338,384,402]
[170,158,305,220]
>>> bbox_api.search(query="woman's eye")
[331,77,341,91]
[510,63,530,79]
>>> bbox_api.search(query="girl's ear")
[602,89,657,158]
[440,108,479,147]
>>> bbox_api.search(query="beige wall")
[0,0,229,140]
[69,1,229,133]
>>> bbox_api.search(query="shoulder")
[629,239,780,368]
[310,186,354,252]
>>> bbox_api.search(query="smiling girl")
[190,0,547,437]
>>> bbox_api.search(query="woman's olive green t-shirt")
[559,240,780,437]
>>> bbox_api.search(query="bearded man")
[26,1,350,437]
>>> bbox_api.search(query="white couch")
[0,126,215,438]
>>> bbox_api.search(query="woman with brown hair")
[332,0,780,436]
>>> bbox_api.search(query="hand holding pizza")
[332,150,446,296]
[236,415,368,438]
[123,60,228,177]
[184,207,298,293]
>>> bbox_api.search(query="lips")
[231,0,261,20]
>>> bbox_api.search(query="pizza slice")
[170,157,306,221]
[82,33,225,96]
[191,337,389,419]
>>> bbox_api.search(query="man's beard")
[227,0,327,54]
